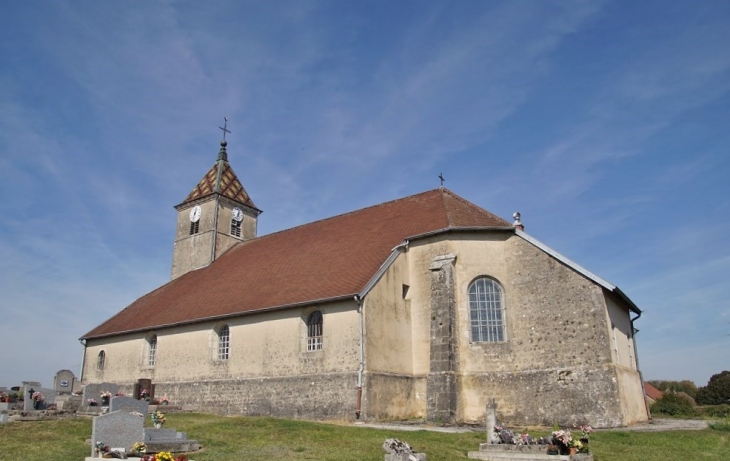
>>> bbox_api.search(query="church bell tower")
[171,127,261,280]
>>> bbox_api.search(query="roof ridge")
[442,188,512,227]
[229,188,445,244]
[440,188,454,226]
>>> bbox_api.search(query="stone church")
[80,139,649,427]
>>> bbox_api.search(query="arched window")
[468,278,506,342]
[307,311,323,351]
[217,325,230,360]
[97,350,106,370]
[147,334,157,367]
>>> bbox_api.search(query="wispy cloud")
[0,1,728,387]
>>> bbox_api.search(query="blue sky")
[1,1,728,389]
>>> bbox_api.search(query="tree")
[648,380,698,398]
[696,371,730,405]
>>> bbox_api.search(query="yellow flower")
[156,451,175,461]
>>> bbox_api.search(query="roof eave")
[80,294,357,341]
[515,229,641,315]
[406,226,516,242]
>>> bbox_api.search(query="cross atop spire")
[219,117,231,141]
[438,172,445,188]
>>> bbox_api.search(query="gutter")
[80,294,356,341]
[354,295,364,419]
[630,310,651,419]
[353,241,409,419]
[79,339,87,384]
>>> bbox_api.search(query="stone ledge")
[468,449,593,461]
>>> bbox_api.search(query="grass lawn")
[0,413,728,461]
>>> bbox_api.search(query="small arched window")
[147,334,157,367]
[218,325,230,361]
[468,278,506,342]
[97,350,106,370]
[307,311,323,351]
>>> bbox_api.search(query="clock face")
[232,207,243,222]
[189,205,202,222]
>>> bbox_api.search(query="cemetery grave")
[468,399,594,461]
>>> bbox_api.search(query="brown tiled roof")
[644,382,663,401]
[180,160,258,210]
[82,188,511,339]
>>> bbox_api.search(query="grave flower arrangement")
[87,398,98,406]
[551,428,586,454]
[31,391,45,402]
[140,455,188,461]
[151,410,166,427]
[131,441,147,454]
[160,394,170,405]
[140,389,150,401]
[0,391,7,402]
[94,441,110,457]
[155,452,175,461]
[100,391,112,405]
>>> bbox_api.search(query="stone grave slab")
[53,369,76,394]
[110,396,149,414]
[90,410,145,457]
[145,428,182,441]
[0,413,8,424]
[0,403,9,411]
[82,382,119,407]
[22,385,56,411]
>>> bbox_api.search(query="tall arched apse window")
[468,277,506,342]
[97,350,106,371]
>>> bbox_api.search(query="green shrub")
[698,404,730,418]
[708,417,730,431]
[651,393,697,417]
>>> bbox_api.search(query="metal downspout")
[79,339,87,383]
[630,310,651,420]
[355,295,364,419]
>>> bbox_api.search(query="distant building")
[81,139,649,427]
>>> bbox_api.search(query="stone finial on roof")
[513,212,524,231]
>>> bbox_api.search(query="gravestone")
[133,378,155,401]
[53,369,76,394]
[82,382,119,407]
[90,411,145,457]
[0,413,7,424]
[110,396,149,415]
[486,398,500,444]
[22,385,56,411]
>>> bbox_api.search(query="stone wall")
[381,231,647,427]
[149,372,358,420]
[82,299,360,385]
